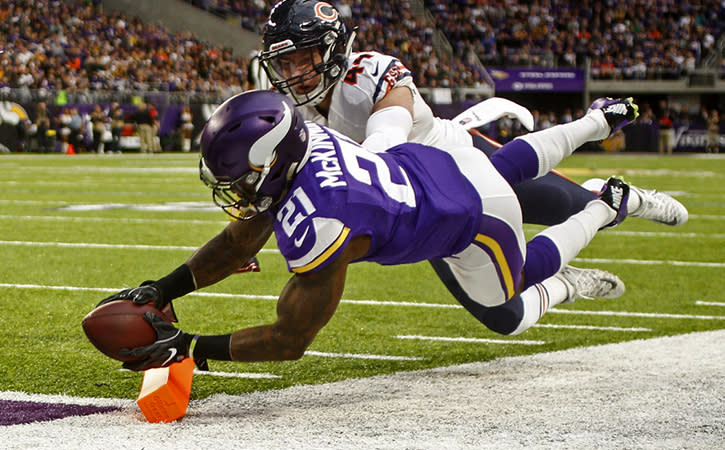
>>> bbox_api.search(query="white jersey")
[297,51,472,149]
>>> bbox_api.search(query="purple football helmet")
[200,90,309,219]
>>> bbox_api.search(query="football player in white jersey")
[253,0,688,335]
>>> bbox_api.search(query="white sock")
[517,111,610,178]
[509,276,571,335]
[536,200,615,271]
[627,187,642,214]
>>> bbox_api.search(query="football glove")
[119,312,190,371]
[97,281,178,322]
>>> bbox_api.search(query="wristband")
[188,334,200,360]
[154,264,197,303]
[194,334,233,361]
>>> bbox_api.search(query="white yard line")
[192,370,281,379]
[1,167,198,173]
[532,323,651,332]
[2,283,723,322]
[117,368,281,379]
[305,351,424,361]
[0,240,279,253]
[548,309,725,320]
[0,215,227,225]
[696,301,725,307]
[688,214,725,220]
[397,335,545,345]
[574,257,725,268]
[342,298,460,308]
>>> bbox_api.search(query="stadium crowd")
[2,0,723,95]
[0,0,721,153]
[0,0,252,98]
[425,0,723,80]
[190,0,724,80]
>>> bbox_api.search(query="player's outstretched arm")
[118,235,371,370]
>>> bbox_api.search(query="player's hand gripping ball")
[82,300,169,362]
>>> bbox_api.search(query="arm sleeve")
[361,105,414,152]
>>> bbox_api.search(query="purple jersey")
[273,123,483,273]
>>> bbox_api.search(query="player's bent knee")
[478,300,524,335]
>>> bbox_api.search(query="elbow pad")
[362,106,414,152]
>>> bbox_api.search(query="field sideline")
[0,152,723,446]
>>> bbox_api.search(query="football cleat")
[628,185,689,226]
[582,177,688,226]
[597,177,630,228]
[557,265,625,304]
[588,97,640,137]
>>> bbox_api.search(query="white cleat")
[628,185,689,226]
[557,265,625,304]
[582,178,688,226]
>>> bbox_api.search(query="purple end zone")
[0,399,119,426]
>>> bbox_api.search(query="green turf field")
[0,152,722,400]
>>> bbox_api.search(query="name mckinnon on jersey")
[273,122,503,275]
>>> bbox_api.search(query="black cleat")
[589,97,640,137]
[597,177,630,228]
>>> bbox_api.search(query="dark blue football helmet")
[200,90,309,219]
[260,0,356,107]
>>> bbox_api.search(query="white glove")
[452,97,535,131]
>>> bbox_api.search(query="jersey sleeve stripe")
[372,60,411,103]
[473,233,515,298]
[291,227,351,273]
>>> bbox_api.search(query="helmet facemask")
[200,158,276,220]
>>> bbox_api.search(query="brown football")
[82,300,162,362]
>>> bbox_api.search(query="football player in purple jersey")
[104,90,647,370]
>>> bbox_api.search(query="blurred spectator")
[337,0,352,18]
[149,103,162,153]
[707,109,720,153]
[657,100,675,155]
[68,108,84,152]
[132,103,155,154]
[91,104,109,154]
[57,107,72,153]
[179,105,194,152]
[34,101,53,152]
[602,129,626,153]
[109,103,125,154]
